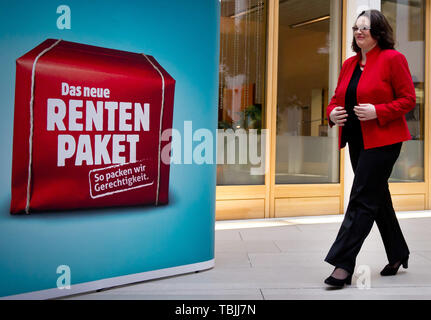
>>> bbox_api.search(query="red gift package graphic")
[11,39,175,214]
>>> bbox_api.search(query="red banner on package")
[10,39,175,214]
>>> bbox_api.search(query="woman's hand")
[354,103,377,121]
[330,106,348,126]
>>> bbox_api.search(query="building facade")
[216,0,430,220]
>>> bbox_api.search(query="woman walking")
[324,9,416,287]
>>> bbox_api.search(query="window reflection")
[382,0,425,182]
[217,0,267,185]
[275,0,341,184]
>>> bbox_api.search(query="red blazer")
[326,45,416,149]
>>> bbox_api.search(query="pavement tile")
[65,214,431,300]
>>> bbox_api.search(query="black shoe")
[380,256,409,276]
[324,273,352,287]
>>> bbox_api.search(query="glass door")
[273,0,342,217]
[216,0,268,220]
[276,0,341,184]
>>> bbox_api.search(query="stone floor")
[64,211,431,300]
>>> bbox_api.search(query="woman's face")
[354,16,377,51]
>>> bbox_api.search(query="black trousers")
[325,135,410,274]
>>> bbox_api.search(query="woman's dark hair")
[352,9,395,52]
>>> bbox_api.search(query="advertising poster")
[0,0,219,299]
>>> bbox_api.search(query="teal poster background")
[0,0,219,297]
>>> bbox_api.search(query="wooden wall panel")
[274,197,340,217]
[392,195,426,212]
[275,184,340,198]
[216,199,265,220]
[216,185,265,200]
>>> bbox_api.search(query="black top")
[342,63,363,146]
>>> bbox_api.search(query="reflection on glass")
[275,0,341,184]
[382,0,425,182]
[217,0,267,185]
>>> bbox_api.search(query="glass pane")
[217,0,267,185]
[382,0,425,182]
[275,0,341,184]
